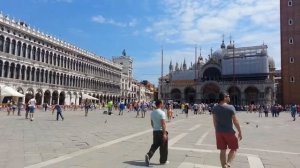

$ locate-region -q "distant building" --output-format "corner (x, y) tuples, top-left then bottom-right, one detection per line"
(280, 0), (300, 105)
(112, 55), (134, 103)
(159, 39), (276, 106)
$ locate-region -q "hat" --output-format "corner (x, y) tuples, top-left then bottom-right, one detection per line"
(219, 92), (229, 101)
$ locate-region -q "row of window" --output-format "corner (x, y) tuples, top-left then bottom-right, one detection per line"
(0, 24), (113, 69)
(0, 61), (120, 91)
(0, 35), (121, 80)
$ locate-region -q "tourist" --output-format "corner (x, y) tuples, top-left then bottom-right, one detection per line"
(212, 92), (242, 168)
(145, 99), (169, 166)
(28, 96), (37, 121)
(52, 102), (64, 121)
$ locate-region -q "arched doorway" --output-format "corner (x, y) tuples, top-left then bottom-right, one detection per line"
(59, 91), (65, 105)
(245, 87), (259, 105)
(25, 88), (34, 103)
(227, 86), (241, 105)
(52, 91), (59, 105)
(184, 87), (196, 103)
(44, 90), (51, 104)
(171, 88), (182, 102)
(201, 83), (220, 103)
(35, 89), (43, 105)
(202, 67), (221, 81)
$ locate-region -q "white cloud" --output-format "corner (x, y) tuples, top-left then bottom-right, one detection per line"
(144, 0), (280, 69)
(91, 15), (138, 28)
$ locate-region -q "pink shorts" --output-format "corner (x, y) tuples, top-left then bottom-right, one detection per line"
(216, 132), (238, 150)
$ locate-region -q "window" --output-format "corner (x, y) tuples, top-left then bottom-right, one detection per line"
(289, 37), (294, 44)
(288, 19), (294, 25)
(290, 57), (294, 63)
(288, 0), (293, 6)
(290, 76), (295, 82)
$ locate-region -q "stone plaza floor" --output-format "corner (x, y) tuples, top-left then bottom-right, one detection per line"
(0, 108), (300, 168)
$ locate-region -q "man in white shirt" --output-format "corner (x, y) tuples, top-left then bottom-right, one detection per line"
(145, 100), (169, 166)
(28, 96), (37, 121)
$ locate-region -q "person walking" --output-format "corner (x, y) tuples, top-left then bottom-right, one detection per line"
(184, 103), (189, 118)
(291, 104), (297, 121)
(52, 102), (64, 121)
(119, 100), (125, 115)
(84, 98), (90, 117)
(28, 96), (37, 121)
(107, 100), (113, 115)
(212, 92), (242, 168)
(17, 101), (22, 116)
(145, 99), (169, 166)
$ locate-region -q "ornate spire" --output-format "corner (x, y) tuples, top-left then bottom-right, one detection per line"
(183, 58), (187, 70)
(221, 34), (226, 49)
(169, 60), (173, 71)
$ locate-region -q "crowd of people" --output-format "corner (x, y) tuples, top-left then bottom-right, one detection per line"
(2, 96), (300, 167)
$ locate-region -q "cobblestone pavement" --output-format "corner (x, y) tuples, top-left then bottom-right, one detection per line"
(1, 108), (300, 168)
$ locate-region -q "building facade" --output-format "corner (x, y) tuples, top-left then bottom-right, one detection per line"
(159, 40), (276, 106)
(0, 13), (122, 105)
(280, 0), (300, 105)
(112, 54), (136, 103)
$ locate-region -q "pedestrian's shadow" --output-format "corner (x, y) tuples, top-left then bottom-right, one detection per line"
(123, 160), (160, 167)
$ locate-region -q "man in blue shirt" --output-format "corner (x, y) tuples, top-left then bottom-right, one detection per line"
(52, 102), (64, 121)
(145, 99), (168, 166)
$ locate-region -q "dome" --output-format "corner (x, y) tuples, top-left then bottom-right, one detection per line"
(227, 44), (234, 49)
(268, 56), (275, 69)
(212, 50), (223, 60)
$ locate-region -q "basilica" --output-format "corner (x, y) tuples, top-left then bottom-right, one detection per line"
(159, 40), (276, 106)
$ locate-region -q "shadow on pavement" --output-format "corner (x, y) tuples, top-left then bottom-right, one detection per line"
(123, 160), (161, 167)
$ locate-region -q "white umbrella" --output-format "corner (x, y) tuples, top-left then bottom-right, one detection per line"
(82, 94), (99, 100)
(0, 85), (25, 97)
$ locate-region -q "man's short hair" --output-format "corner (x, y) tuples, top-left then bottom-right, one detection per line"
(219, 92), (229, 101)
(155, 99), (163, 107)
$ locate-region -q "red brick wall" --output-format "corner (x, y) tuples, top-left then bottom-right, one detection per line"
(280, 0), (300, 105)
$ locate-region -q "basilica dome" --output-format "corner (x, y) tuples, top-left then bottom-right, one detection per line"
(268, 56), (275, 69)
(212, 50), (223, 60)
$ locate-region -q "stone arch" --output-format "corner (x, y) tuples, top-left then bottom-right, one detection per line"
(16, 64), (21, 79)
(59, 91), (65, 105)
(22, 43), (26, 57)
(44, 90), (51, 104)
(171, 88), (182, 102)
(201, 82), (220, 103)
(17, 41), (21, 56)
(11, 39), (16, 55)
(5, 37), (10, 53)
(17, 87), (24, 94)
(201, 65), (221, 81)
(227, 86), (241, 105)
(0, 60), (2, 77)
(244, 86), (259, 105)
(9, 62), (15, 78)
(3, 61), (9, 78)
(184, 87), (196, 103)
(0, 35), (4, 52)
(35, 89), (43, 105)
(52, 90), (59, 105)
(25, 88), (35, 103)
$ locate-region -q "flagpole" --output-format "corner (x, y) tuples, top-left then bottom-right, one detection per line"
(160, 47), (163, 101)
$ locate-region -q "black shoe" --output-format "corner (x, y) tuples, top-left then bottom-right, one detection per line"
(145, 154), (150, 166)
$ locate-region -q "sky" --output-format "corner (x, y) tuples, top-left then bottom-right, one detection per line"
(0, 0), (280, 86)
